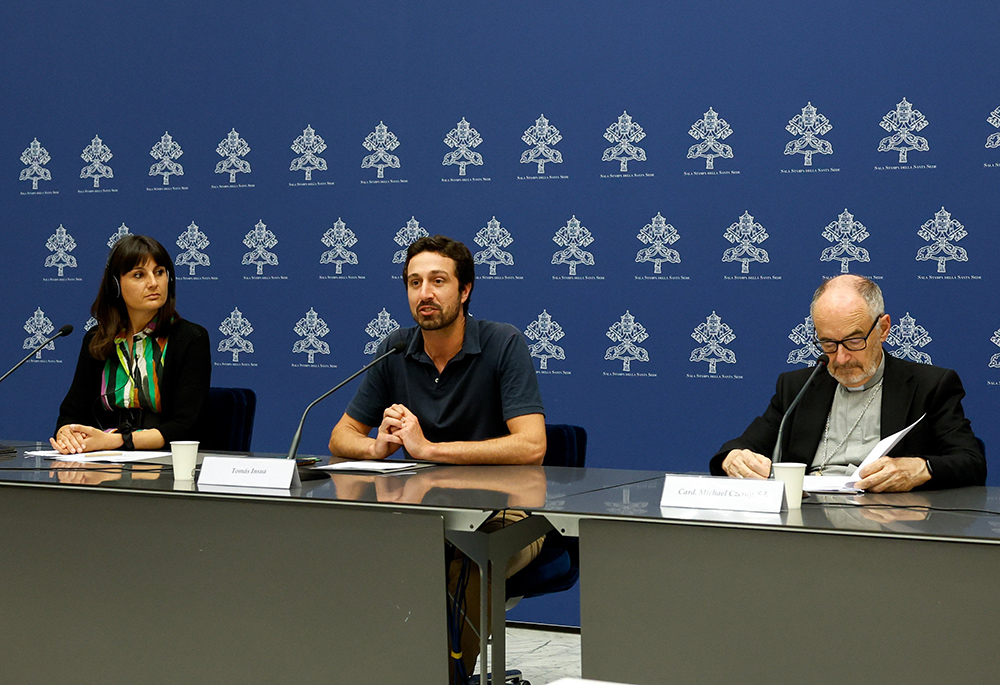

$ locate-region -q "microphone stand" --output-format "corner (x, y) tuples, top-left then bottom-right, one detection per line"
(771, 354), (829, 469)
(0, 325), (74, 386)
(1, 325), (74, 457)
(286, 341), (407, 461)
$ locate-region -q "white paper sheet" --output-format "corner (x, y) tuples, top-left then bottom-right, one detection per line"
(847, 413), (925, 479)
(26, 450), (171, 463)
(315, 460), (434, 474)
(802, 413), (925, 493)
(802, 475), (859, 494)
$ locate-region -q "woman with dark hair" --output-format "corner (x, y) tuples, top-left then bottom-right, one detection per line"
(51, 235), (211, 454)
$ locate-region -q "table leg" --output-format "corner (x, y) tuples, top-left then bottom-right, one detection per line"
(448, 515), (553, 683)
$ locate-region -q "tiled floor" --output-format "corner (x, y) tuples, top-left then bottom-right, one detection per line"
(475, 625), (582, 685)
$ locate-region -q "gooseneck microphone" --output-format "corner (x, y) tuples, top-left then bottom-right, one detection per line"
(286, 340), (407, 460)
(0, 324), (74, 386)
(771, 353), (829, 466)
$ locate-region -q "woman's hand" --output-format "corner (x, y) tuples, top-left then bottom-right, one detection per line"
(50, 425), (123, 454)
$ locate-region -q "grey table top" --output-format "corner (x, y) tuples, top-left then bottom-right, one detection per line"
(4, 441), (998, 542)
(552, 475), (1000, 543)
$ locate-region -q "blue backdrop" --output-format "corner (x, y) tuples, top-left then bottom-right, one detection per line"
(3, 1), (999, 625)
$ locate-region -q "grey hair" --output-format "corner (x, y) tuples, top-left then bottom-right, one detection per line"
(810, 275), (884, 323)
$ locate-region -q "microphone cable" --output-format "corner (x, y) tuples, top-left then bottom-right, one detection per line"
(448, 553), (473, 684)
(804, 499), (1000, 517)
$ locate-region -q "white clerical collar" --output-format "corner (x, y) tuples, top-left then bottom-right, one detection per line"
(844, 352), (886, 393)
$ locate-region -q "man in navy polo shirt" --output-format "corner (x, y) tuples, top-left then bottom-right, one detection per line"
(328, 234), (546, 681)
(328, 234), (545, 462)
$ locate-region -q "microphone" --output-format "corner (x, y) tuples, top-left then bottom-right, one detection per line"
(0, 324), (74, 386)
(286, 340), (407, 460)
(771, 353), (829, 466)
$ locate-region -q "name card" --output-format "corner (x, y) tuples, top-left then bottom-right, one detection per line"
(197, 456), (302, 489)
(660, 475), (785, 513)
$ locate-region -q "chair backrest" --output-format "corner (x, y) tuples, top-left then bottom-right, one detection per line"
(505, 424), (588, 603)
(201, 387), (257, 452)
(543, 424), (587, 468)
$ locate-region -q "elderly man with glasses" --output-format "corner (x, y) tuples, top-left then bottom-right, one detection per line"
(710, 274), (986, 492)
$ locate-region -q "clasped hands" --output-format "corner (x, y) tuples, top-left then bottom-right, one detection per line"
(375, 403), (433, 460)
(50, 424), (122, 455)
(722, 448), (931, 493)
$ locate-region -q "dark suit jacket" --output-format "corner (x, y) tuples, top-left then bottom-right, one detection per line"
(710, 353), (986, 489)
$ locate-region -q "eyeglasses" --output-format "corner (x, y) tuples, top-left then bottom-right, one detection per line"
(813, 315), (883, 354)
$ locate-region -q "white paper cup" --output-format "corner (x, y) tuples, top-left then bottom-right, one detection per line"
(772, 462), (806, 510)
(170, 441), (199, 481)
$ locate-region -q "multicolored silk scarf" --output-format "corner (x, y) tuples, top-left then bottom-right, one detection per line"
(100, 318), (168, 413)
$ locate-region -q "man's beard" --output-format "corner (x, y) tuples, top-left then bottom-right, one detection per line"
(413, 301), (461, 331)
(828, 351), (881, 387)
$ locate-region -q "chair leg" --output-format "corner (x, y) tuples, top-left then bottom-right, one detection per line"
(466, 669), (528, 684)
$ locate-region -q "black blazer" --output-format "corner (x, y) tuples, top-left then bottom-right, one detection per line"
(710, 353), (986, 489)
(55, 319), (212, 445)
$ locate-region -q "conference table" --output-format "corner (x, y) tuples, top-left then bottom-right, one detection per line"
(0, 442), (660, 684)
(564, 477), (1000, 684)
(2, 443), (999, 685)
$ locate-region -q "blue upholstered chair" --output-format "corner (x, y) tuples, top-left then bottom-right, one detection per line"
(505, 423), (587, 602)
(201, 387), (257, 452)
(471, 424), (587, 684)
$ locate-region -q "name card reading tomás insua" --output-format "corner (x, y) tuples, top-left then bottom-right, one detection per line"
(660, 475), (785, 513)
(197, 456), (302, 489)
